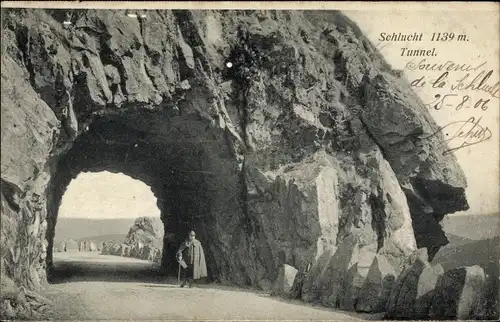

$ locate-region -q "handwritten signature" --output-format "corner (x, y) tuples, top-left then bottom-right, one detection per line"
(423, 116), (492, 155)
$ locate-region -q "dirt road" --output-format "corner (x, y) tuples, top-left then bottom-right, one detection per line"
(44, 252), (381, 320)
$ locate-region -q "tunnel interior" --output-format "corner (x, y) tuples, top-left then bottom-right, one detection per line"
(45, 108), (245, 281)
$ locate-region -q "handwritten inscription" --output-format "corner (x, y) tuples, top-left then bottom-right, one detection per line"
(411, 70), (499, 98)
(423, 116), (492, 155)
(379, 29), (497, 156)
(425, 94), (490, 112)
(378, 31), (500, 155)
(405, 59), (486, 72)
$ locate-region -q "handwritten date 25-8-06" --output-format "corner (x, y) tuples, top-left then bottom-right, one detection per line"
(425, 93), (490, 111)
(423, 116), (492, 155)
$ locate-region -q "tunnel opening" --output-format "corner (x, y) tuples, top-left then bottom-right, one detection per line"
(48, 170), (164, 283)
(45, 109), (245, 284)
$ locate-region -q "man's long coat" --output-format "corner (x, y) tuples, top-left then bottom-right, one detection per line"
(176, 238), (208, 279)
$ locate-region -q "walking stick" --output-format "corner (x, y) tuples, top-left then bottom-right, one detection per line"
(177, 262), (181, 284)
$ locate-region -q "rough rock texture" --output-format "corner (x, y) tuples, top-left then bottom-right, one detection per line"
(130, 242), (144, 258)
(139, 245), (157, 261)
(101, 242), (121, 256)
(0, 271), (51, 320)
(1, 8), (469, 319)
(413, 262), (445, 318)
(153, 249), (162, 264)
(386, 249), (444, 318)
(119, 244), (130, 257)
(271, 264), (298, 297)
(429, 265), (485, 320)
(100, 240), (162, 265)
(356, 254), (396, 313)
(287, 266), (309, 300)
(337, 245), (379, 311)
(124, 217), (164, 250)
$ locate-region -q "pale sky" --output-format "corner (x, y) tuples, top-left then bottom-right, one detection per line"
(60, 8), (498, 220)
(59, 171), (161, 219)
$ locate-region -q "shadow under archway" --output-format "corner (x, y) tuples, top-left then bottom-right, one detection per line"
(45, 109), (245, 284)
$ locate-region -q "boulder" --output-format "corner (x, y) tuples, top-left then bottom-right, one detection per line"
(78, 241), (90, 252)
(413, 262), (444, 318)
(386, 249), (426, 317)
(323, 235), (361, 308)
(110, 243), (121, 256)
(386, 249), (444, 318)
(55, 241), (66, 252)
(64, 239), (78, 252)
(124, 217), (164, 251)
(301, 234), (359, 307)
(101, 242), (121, 256)
(340, 246), (377, 311)
(101, 243), (110, 254)
(126, 245), (133, 257)
(118, 244), (129, 257)
(89, 241), (97, 252)
(473, 261), (499, 320)
(288, 265), (309, 300)
(130, 241), (144, 258)
(357, 254), (396, 313)
(301, 248), (335, 303)
(271, 264), (298, 297)
(153, 249), (162, 263)
(100, 242), (110, 254)
(429, 265), (485, 320)
(140, 245), (156, 261)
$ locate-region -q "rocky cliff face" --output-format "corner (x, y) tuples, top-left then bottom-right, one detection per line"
(1, 8), (468, 319)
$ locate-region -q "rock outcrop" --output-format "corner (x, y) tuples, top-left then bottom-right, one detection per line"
(1, 8), (469, 319)
(124, 217), (164, 251)
(100, 240), (163, 265)
(0, 272), (51, 320)
(429, 265), (486, 320)
(271, 264), (298, 297)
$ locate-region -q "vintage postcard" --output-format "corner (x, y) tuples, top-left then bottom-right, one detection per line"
(1, 1), (498, 321)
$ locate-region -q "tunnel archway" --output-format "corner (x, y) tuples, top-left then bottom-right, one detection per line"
(45, 109), (245, 281)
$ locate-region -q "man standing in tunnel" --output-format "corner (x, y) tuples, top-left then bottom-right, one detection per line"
(176, 230), (207, 287)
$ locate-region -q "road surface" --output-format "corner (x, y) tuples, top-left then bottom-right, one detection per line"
(43, 252), (382, 320)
